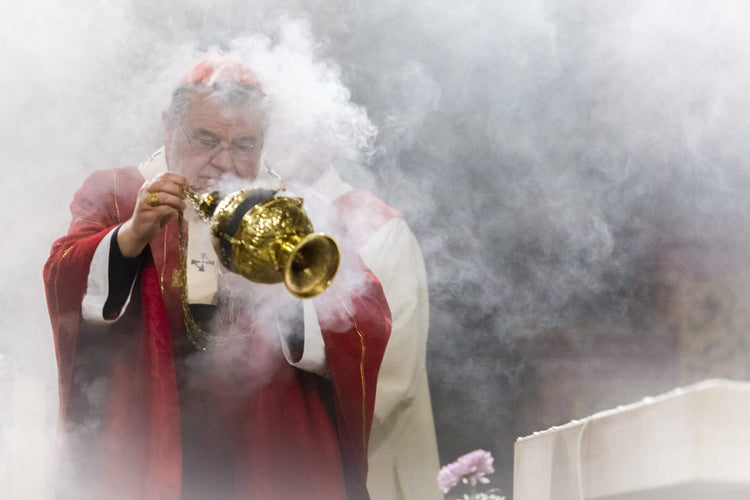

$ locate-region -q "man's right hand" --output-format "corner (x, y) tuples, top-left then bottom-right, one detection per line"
(117, 173), (188, 257)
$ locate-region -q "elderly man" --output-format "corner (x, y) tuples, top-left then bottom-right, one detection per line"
(44, 56), (439, 500)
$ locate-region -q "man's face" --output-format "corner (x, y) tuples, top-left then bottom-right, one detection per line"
(164, 89), (265, 190)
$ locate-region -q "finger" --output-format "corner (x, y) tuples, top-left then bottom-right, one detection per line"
(139, 205), (181, 233)
(154, 172), (189, 187)
(142, 191), (186, 212)
(153, 191), (187, 211)
(146, 191), (160, 207)
(146, 178), (188, 198)
(159, 211), (177, 228)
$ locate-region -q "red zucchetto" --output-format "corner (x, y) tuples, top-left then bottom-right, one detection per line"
(179, 55), (264, 92)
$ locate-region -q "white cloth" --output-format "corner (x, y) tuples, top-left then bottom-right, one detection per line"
(81, 227), (136, 324)
(309, 168), (443, 500)
(184, 210), (219, 305)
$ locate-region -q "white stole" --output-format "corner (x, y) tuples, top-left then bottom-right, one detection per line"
(138, 148), (280, 305)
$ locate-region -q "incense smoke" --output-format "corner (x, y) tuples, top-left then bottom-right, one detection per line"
(4, 0), (750, 496)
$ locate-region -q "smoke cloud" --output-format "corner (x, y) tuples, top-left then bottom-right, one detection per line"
(4, 0), (750, 497)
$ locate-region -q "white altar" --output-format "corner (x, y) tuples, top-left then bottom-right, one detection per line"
(513, 379), (750, 499)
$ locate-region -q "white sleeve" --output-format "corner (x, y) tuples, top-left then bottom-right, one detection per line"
(81, 228), (138, 325)
(281, 216), (428, 389)
(279, 300), (329, 377)
(360, 218), (429, 425)
(365, 219), (443, 500)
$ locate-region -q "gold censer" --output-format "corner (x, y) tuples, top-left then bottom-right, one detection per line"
(185, 187), (340, 298)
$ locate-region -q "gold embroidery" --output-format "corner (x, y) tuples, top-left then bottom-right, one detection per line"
(53, 245), (75, 319)
(53, 243), (76, 413)
(172, 268), (185, 288)
(335, 289), (368, 452)
(160, 227), (169, 292)
(72, 217), (107, 229)
(113, 170), (121, 223)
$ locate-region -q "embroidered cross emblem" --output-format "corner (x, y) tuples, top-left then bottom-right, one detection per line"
(190, 252), (216, 272)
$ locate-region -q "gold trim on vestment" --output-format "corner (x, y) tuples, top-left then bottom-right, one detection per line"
(335, 288), (368, 452)
(112, 170), (121, 223)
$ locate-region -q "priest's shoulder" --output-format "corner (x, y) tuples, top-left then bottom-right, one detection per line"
(74, 166), (144, 203)
(334, 188), (402, 223)
(70, 166), (144, 224)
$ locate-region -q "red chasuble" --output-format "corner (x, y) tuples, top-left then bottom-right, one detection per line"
(44, 166), (391, 500)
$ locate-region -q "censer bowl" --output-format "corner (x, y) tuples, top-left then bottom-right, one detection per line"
(198, 188), (340, 299)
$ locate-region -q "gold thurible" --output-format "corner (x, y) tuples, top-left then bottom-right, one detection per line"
(183, 186), (340, 299)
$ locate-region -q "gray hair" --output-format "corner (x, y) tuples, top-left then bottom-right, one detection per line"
(167, 81), (270, 131)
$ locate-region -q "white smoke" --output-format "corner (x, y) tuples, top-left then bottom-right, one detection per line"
(5, 0), (750, 497)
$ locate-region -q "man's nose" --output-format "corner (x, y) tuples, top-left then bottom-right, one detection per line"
(210, 147), (234, 171)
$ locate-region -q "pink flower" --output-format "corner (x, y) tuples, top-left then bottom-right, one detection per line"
(437, 449), (495, 494)
(437, 461), (464, 494)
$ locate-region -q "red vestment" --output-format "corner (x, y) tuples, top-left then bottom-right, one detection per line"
(43, 166), (391, 500)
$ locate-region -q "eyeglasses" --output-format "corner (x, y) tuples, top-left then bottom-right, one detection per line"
(176, 120), (260, 163)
